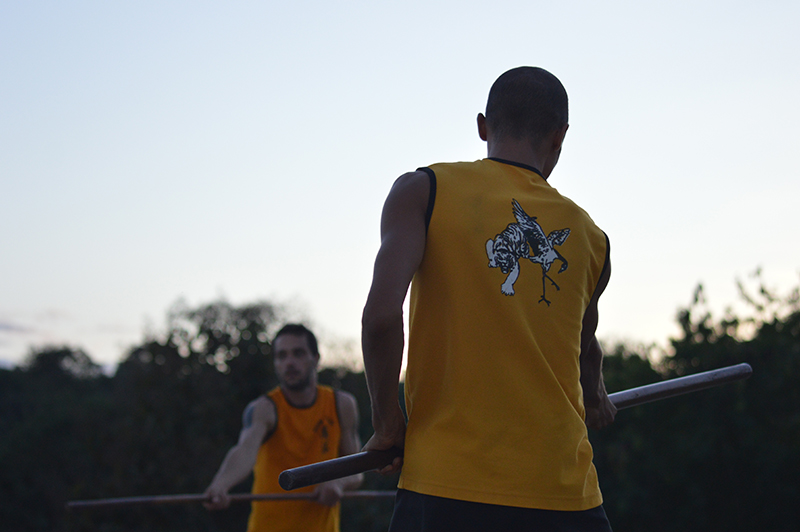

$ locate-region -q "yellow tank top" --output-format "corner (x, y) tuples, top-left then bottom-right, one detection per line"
(247, 385), (341, 532)
(399, 158), (608, 511)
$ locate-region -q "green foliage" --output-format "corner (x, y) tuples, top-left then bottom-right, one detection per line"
(2, 279), (799, 531)
(0, 300), (396, 532)
(0, 348), (113, 531)
(594, 275), (800, 531)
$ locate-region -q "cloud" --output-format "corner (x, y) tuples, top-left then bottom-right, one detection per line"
(0, 321), (30, 334)
(34, 309), (72, 323)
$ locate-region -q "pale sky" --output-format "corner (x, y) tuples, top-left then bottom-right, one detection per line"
(2, 1), (798, 369)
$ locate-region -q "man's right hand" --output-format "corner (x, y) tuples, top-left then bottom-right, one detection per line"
(203, 485), (231, 510)
(362, 405), (406, 475)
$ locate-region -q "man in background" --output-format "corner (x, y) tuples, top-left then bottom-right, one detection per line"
(204, 323), (362, 532)
(361, 66), (617, 531)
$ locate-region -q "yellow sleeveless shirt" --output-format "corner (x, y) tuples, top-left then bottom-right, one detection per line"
(399, 159), (608, 511)
(247, 385), (341, 532)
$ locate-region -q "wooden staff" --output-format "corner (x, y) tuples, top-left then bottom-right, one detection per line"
(279, 363), (752, 491)
(66, 490), (395, 510)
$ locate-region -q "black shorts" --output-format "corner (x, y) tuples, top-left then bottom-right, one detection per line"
(388, 489), (612, 532)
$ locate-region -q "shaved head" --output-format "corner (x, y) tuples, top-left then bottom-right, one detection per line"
(484, 67), (568, 148)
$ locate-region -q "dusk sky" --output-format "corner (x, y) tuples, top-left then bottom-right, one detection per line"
(2, 1), (798, 369)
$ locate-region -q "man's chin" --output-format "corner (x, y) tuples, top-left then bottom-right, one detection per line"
(281, 377), (311, 392)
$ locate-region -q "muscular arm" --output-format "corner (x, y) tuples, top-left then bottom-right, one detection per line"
(313, 391), (364, 506)
(579, 252), (616, 430)
(204, 398), (275, 509)
(360, 171), (429, 471)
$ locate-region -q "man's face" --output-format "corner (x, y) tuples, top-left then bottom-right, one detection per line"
(273, 333), (318, 391)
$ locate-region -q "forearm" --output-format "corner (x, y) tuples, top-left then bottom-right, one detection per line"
(209, 445), (256, 492)
(579, 255), (614, 427)
(361, 307), (405, 427)
(580, 335), (617, 429)
(580, 335), (605, 407)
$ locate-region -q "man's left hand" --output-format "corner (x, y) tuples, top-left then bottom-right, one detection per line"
(585, 393), (617, 430)
(313, 480), (344, 507)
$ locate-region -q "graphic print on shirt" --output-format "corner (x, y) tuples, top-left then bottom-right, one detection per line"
(313, 417), (336, 454)
(485, 199), (570, 305)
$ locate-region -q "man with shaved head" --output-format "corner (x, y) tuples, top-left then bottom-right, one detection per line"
(362, 67), (617, 531)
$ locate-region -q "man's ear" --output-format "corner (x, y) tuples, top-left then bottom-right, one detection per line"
(477, 113), (488, 141)
(551, 123), (569, 151)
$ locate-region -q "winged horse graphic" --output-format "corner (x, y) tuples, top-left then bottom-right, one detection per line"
(485, 199), (570, 305)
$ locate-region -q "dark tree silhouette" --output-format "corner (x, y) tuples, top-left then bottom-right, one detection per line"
(1, 280), (798, 531)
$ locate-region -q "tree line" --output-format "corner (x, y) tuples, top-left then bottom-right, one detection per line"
(1, 277), (798, 531)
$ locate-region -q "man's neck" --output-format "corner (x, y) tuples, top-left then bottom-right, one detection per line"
(281, 380), (318, 408)
(486, 140), (549, 178)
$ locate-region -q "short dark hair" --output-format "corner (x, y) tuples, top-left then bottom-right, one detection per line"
(273, 323), (319, 357)
(484, 66), (568, 147)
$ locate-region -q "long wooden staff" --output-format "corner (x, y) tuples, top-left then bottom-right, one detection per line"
(279, 363), (752, 491)
(66, 490), (395, 510)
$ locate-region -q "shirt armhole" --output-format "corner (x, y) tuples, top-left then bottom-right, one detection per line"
(592, 232), (611, 301)
(262, 395), (277, 444)
(416, 167), (437, 234)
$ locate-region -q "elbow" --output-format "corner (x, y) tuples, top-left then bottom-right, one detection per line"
(361, 301), (403, 339)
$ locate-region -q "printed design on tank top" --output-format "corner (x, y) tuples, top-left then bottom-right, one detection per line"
(485, 199), (571, 305)
(313, 417), (336, 454)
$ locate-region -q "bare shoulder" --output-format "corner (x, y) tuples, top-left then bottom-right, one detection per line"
(243, 395), (277, 431)
(380, 170), (431, 237)
(387, 170), (430, 205)
(392, 169), (429, 188)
